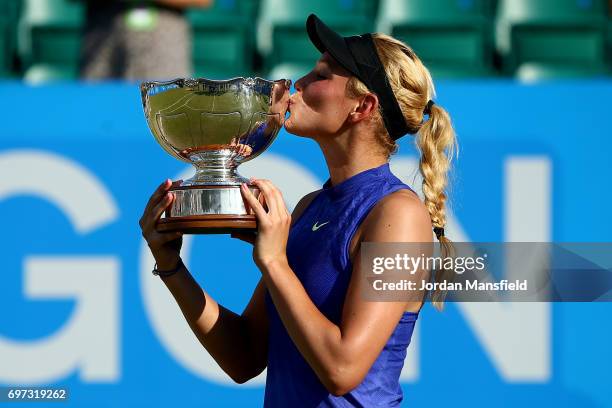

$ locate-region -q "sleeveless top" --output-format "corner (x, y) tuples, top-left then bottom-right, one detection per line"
(264, 162), (420, 407)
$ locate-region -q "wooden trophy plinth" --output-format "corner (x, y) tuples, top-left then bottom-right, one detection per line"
(157, 214), (256, 235)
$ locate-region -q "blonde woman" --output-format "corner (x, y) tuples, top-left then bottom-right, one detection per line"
(139, 13), (457, 407)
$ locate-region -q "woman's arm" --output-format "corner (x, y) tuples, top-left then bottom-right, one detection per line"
(140, 179), (267, 383)
(160, 272), (268, 383)
(141, 180), (324, 384)
(162, 188), (323, 382)
(243, 181), (431, 395)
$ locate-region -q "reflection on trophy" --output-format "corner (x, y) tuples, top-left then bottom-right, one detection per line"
(140, 77), (291, 234)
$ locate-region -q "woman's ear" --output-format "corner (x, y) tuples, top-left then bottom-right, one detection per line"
(348, 93), (379, 124)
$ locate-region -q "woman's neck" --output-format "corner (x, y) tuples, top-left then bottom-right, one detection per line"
(317, 132), (388, 187)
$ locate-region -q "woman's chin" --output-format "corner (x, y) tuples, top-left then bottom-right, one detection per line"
(283, 116), (312, 138)
(284, 117), (298, 135)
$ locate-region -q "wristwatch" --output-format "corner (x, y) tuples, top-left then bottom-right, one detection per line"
(152, 258), (184, 278)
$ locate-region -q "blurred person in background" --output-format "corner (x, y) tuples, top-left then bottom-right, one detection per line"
(140, 13), (457, 407)
(79, 0), (212, 80)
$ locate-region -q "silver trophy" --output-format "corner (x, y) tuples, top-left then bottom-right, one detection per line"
(140, 77), (291, 234)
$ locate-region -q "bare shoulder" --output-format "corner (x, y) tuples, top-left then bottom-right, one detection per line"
(362, 188), (432, 242)
(290, 189), (323, 226)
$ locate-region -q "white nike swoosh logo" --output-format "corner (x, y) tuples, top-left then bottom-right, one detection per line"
(312, 221), (330, 231)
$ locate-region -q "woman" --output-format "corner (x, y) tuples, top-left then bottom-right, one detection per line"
(139, 14), (457, 407)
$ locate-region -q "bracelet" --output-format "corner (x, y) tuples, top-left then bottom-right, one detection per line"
(152, 258), (184, 278)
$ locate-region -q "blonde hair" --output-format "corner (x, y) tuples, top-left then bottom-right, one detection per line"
(346, 33), (458, 311)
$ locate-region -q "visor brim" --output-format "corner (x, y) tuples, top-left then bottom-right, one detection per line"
(306, 14), (361, 78)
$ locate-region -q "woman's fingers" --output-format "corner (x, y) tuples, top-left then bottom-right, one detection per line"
(145, 179), (172, 212)
(141, 179), (178, 226)
(142, 192), (172, 231)
(241, 185), (263, 215)
(240, 183), (267, 219)
(258, 188), (267, 209)
(250, 179), (281, 216)
(263, 179), (288, 219)
(151, 192), (174, 223)
(141, 179), (183, 229)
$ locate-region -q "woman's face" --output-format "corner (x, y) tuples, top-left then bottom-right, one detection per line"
(285, 52), (357, 138)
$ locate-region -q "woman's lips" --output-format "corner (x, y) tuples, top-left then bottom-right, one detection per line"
(288, 96), (297, 108)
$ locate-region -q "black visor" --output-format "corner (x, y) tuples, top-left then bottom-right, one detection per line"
(306, 14), (415, 139)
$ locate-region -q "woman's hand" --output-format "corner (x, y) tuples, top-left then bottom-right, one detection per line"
(239, 178), (291, 269)
(230, 183), (266, 245)
(139, 179), (184, 269)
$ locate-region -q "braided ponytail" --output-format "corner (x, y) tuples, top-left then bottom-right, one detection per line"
(415, 103), (458, 311)
(345, 33), (459, 311)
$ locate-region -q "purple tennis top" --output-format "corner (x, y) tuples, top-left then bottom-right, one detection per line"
(264, 162), (419, 407)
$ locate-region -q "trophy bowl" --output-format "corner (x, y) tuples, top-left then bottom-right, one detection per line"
(140, 77), (291, 234)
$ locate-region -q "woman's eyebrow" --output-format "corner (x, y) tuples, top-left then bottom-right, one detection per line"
(320, 58), (346, 75)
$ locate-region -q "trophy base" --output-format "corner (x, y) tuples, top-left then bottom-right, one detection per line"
(158, 215), (256, 235)
(158, 184), (260, 234)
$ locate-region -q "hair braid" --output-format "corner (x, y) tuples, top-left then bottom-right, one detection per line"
(345, 33), (459, 311)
